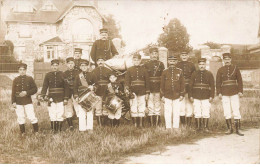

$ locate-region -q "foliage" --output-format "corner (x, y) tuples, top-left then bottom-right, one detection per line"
(158, 18), (192, 55)
(0, 55), (20, 63)
(203, 41), (221, 49)
(4, 40), (14, 55)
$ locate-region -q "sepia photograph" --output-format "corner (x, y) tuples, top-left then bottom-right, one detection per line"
(0, 0), (259, 164)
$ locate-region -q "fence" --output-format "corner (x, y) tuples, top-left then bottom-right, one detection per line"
(0, 63), (19, 73)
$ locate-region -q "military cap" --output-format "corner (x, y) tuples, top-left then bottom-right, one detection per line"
(100, 28), (108, 33)
(149, 47), (159, 53)
(168, 55), (178, 60)
(17, 63), (27, 69)
(198, 58), (207, 63)
(80, 59), (89, 65)
(133, 53), (141, 59)
(222, 53), (231, 59)
(51, 59), (59, 65)
(180, 51), (188, 55)
(66, 57), (74, 63)
(74, 48), (82, 54)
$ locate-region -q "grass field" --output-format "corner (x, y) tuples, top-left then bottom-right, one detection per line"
(0, 88), (259, 164)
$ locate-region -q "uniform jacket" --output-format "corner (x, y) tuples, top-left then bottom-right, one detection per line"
(11, 75), (37, 105)
(160, 66), (185, 100)
(74, 58), (82, 72)
(176, 61), (196, 92)
(92, 66), (113, 96)
(144, 60), (165, 93)
(189, 70), (215, 100)
(216, 65), (243, 96)
(125, 65), (150, 96)
(41, 71), (69, 103)
(73, 71), (96, 98)
(90, 39), (118, 65)
(64, 69), (80, 98)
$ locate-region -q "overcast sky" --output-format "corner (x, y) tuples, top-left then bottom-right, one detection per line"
(99, 0), (259, 53)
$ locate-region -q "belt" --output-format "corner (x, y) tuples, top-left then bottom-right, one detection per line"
(184, 79), (190, 85)
(193, 83), (210, 90)
(98, 80), (109, 86)
(222, 80), (237, 86)
(149, 77), (161, 83)
(49, 88), (64, 94)
(131, 80), (145, 86)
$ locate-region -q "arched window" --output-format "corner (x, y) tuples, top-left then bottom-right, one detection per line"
(72, 19), (94, 42)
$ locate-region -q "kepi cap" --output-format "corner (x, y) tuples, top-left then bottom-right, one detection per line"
(51, 59), (59, 65)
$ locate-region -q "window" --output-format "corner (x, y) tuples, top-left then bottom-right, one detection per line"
(47, 46), (55, 59)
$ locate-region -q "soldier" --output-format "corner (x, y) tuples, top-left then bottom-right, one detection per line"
(74, 59), (96, 132)
(144, 47), (165, 127)
(11, 63), (38, 136)
(216, 53), (244, 136)
(161, 55), (185, 129)
(125, 53), (150, 128)
(189, 58), (215, 132)
(176, 51), (196, 127)
(40, 59), (69, 133)
(74, 48), (84, 72)
(90, 28), (118, 66)
(92, 57), (113, 126)
(63, 57), (79, 130)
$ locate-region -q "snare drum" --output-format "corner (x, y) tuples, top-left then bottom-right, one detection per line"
(105, 95), (122, 114)
(79, 90), (100, 112)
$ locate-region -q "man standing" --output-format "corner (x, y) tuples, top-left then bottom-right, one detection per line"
(74, 48), (83, 72)
(40, 59), (69, 133)
(176, 51), (196, 127)
(125, 53), (150, 128)
(92, 57), (113, 126)
(216, 53), (244, 136)
(144, 47), (165, 127)
(90, 28), (118, 66)
(161, 55), (185, 129)
(11, 63), (38, 136)
(189, 58), (215, 132)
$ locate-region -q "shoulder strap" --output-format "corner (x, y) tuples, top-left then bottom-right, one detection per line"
(79, 73), (89, 87)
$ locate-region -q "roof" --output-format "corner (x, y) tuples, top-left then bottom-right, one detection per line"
(5, 0), (105, 24)
(39, 36), (64, 45)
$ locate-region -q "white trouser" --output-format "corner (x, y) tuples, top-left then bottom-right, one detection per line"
(72, 96), (80, 117)
(47, 102), (64, 121)
(193, 99), (211, 118)
(164, 98), (181, 129)
(64, 98), (74, 119)
(94, 96), (107, 116)
(78, 105), (93, 131)
(222, 94), (241, 119)
(130, 95), (146, 117)
(147, 92), (161, 116)
(15, 104), (38, 124)
(180, 93), (193, 117)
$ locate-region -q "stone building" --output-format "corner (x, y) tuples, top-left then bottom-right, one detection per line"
(3, 0), (105, 62)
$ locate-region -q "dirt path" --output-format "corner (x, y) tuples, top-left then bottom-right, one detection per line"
(123, 128), (260, 164)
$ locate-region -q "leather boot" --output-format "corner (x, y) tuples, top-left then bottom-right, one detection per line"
(103, 116), (108, 126)
(54, 121), (58, 133)
(133, 117), (137, 127)
(32, 123), (39, 133)
(110, 119), (114, 127)
(51, 121), (54, 131)
(19, 124), (25, 134)
(186, 117), (191, 127)
(203, 118), (209, 132)
(139, 117), (143, 128)
(195, 118), (201, 131)
(235, 119), (244, 136)
(116, 119), (120, 127)
(225, 119), (233, 134)
(155, 115), (159, 127)
(97, 116), (102, 127)
(59, 121), (63, 132)
(149, 116), (154, 127)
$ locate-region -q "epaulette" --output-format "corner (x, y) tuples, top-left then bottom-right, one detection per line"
(176, 67), (182, 71)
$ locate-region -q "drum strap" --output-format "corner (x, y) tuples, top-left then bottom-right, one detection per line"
(107, 83), (115, 93)
(79, 73), (89, 87)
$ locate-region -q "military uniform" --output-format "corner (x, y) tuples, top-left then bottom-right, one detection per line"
(12, 63), (38, 134)
(161, 57), (185, 129)
(74, 58), (82, 72)
(176, 59), (196, 122)
(189, 59), (215, 130)
(74, 67), (96, 132)
(216, 53), (243, 135)
(41, 60), (69, 132)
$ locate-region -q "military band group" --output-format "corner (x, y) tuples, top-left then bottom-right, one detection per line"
(11, 28), (244, 137)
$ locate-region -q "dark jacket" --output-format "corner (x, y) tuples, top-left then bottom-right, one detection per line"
(73, 71), (96, 98)
(144, 60), (165, 93)
(12, 75), (37, 105)
(64, 69), (80, 98)
(160, 67), (185, 100)
(216, 65), (243, 96)
(189, 70), (215, 100)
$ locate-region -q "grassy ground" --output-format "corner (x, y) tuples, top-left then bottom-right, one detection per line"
(0, 88), (259, 164)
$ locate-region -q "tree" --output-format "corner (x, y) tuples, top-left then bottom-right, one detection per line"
(158, 18), (192, 55)
(203, 41), (220, 49)
(103, 14), (125, 46)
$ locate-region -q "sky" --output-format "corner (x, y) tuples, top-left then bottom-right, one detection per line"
(98, 0), (259, 53)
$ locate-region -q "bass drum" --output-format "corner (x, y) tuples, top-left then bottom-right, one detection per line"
(79, 90), (100, 112)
